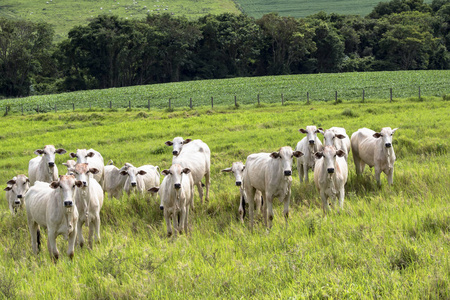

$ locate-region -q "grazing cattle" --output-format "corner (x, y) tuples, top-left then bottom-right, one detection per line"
(25, 176), (82, 260)
(121, 164), (160, 198)
(351, 127), (398, 186)
(221, 162), (263, 223)
(70, 149), (104, 185)
(62, 160), (77, 175)
(102, 163), (130, 199)
(4, 174), (30, 215)
(243, 146), (303, 230)
(148, 164), (194, 236)
(69, 163), (103, 248)
(319, 127), (351, 161)
(314, 146), (348, 215)
(28, 145), (67, 185)
(165, 137), (210, 205)
(295, 126), (323, 182)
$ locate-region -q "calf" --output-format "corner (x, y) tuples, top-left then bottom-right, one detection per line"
(4, 174), (30, 215)
(148, 164), (194, 236)
(165, 137), (210, 205)
(351, 127), (398, 186)
(295, 126), (323, 182)
(319, 127), (351, 161)
(243, 146), (303, 230)
(314, 146), (348, 215)
(25, 175), (82, 261)
(221, 162), (263, 223)
(121, 164), (160, 199)
(102, 163), (130, 199)
(28, 145), (66, 185)
(69, 163), (103, 248)
(70, 149), (104, 185)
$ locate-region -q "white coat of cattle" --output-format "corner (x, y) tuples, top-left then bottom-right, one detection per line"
(62, 160), (77, 175)
(243, 146), (303, 230)
(295, 126), (323, 182)
(221, 162), (263, 223)
(4, 174), (30, 215)
(351, 127), (398, 186)
(25, 175), (82, 260)
(314, 146), (348, 215)
(319, 127), (351, 161)
(28, 145), (67, 185)
(148, 164), (194, 236)
(165, 137), (210, 205)
(69, 163), (103, 248)
(70, 149), (104, 185)
(102, 163), (130, 199)
(121, 163), (160, 198)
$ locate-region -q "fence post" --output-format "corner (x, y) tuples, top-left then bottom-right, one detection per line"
(419, 86), (421, 99)
(110, 101), (112, 109)
(335, 91), (338, 104)
(5, 106), (7, 116)
(257, 94), (260, 105)
(55, 104), (57, 113)
(21, 105), (24, 115)
(281, 93), (284, 105)
(89, 103), (91, 110)
(73, 103), (75, 111)
(362, 89), (365, 103)
(190, 97), (193, 109)
(169, 98), (171, 110)
(148, 99), (150, 111)
(390, 88), (393, 102)
(37, 105), (39, 113)
(234, 95), (237, 107)
(211, 97), (214, 109)
(129, 100), (131, 109)
(307, 92), (310, 104)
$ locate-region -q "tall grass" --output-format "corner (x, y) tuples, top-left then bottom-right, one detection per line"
(0, 97), (449, 298)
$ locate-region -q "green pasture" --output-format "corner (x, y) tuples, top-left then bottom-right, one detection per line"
(2, 70), (450, 114)
(0, 95), (449, 298)
(0, 0), (240, 41)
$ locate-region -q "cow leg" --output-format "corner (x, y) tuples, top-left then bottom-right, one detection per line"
(338, 187), (345, 212)
(172, 210), (179, 237)
(375, 166), (382, 187)
(67, 226), (77, 260)
(77, 219), (85, 248)
(28, 222), (39, 254)
(239, 190), (245, 223)
(88, 219), (95, 249)
(95, 213), (101, 243)
(298, 161), (304, 183)
(196, 182), (204, 205)
(303, 164), (309, 182)
(320, 190), (329, 216)
(179, 205), (186, 234)
(184, 205), (190, 235)
(353, 154), (362, 175)
(266, 194), (274, 229)
(387, 167), (394, 185)
(246, 187), (256, 232)
(47, 230), (59, 261)
(282, 191), (291, 228)
(255, 190), (262, 218)
(164, 210), (172, 237)
(205, 172), (211, 202)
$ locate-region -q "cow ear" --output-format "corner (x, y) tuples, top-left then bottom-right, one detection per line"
(56, 148), (67, 155)
(299, 128), (307, 134)
(34, 149), (44, 155)
(315, 152), (324, 159)
(4, 186), (12, 191)
(270, 152), (280, 159)
(373, 133), (382, 138)
(182, 168), (191, 174)
(183, 139), (192, 144)
(120, 170), (128, 176)
(89, 168), (100, 175)
(318, 128), (325, 135)
(242, 165), (245, 171)
(336, 150), (346, 157)
(221, 168), (232, 173)
(26, 177), (30, 183)
(138, 170), (147, 176)
(50, 181), (60, 189)
(392, 128), (398, 134)
(70, 152), (77, 158)
(75, 180), (83, 188)
(62, 163), (69, 167)
(293, 151), (304, 158)
(336, 134), (346, 139)
(161, 169), (171, 176)
(86, 152), (95, 157)
(6, 179), (16, 185)
(148, 187), (159, 193)
(165, 141), (173, 146)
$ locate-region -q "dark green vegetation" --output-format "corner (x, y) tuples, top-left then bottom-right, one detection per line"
(1, 0), (449, 98)
(0, 96), (449, 298)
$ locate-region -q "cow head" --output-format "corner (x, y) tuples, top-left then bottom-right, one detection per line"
(373, 127), (398, 148)
(4, 175), (30, 207)
(221, 162), (245, 187)
(315, 146), (345, 174)
(70, 149), (95, 164)
(319, 128), (346, 148)
(299, 126), (320, 146)
(120, 164), (147, 188)
(270, 146), (303, 176)
(165, 137), (192, 156)
(50, 175), (82, 208)
(34, 145), (66, 169)
(68, 163), (99, 188)
(62, 160), (77, 175)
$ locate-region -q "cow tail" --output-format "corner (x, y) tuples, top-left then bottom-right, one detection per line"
(37, 229), (41, 251)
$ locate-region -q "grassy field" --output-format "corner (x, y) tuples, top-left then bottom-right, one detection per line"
(0, 0), (240, 42)
(2, 70), (450, 114)
(0, 90), (449, 298)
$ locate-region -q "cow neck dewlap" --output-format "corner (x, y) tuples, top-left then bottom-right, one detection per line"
(383, 145), (395, 169)
(325, 173), (337, 198)
(284, 176), (292, 196)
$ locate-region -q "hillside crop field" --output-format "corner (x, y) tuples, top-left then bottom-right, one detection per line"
(0, 0), (240, 41)
(0, 90), (449, 298)
(2, 70), (450, 114)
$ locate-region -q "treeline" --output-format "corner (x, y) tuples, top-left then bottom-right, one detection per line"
(1, 0), (449, 98)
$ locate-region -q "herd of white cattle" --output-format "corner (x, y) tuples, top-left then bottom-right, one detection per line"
(3, 126), (398, 261)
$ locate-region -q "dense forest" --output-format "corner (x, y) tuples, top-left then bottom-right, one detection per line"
(0, 0), (449, 98)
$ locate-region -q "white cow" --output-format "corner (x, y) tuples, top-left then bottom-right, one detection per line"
(69, 163), (103, 248)
(28, 145), (67, 185)
(165, 137), (210, 205)
(121, 164), (160, 199)
(148, 164), (194, 236)
(102, 163), (130, 199)
(70, 149), (104, 185)
(243, 146), (303, 230)
(221, 162), (263, 223)
(313, 146), (348, 215)
(351, 127), (398, 186)
(295, 126), (323, 182)
(62, 160), (77, 175)
(25, 175), (82, 260)
(319, 127), (351, 161)
(4, 174), (30, 215)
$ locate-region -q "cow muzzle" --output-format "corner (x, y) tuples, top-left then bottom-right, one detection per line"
(14, 200), (21, 205)
(160, 205), (164, 211)
(235, 181), (242, 186)
(174, 183), (181, 189)
(64, 201), (73, 207)
(48, 162), (55, 168)
(327, 168), (335, 174)
(172, 151), (179, 156)
(309, 140), (315, 145)
(17, 194), (23, 199)
(284, 170), (292, 176)
(131, 182), (137, 187)
(83, 181), (88, 187)
(385, 143), (392, 148)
